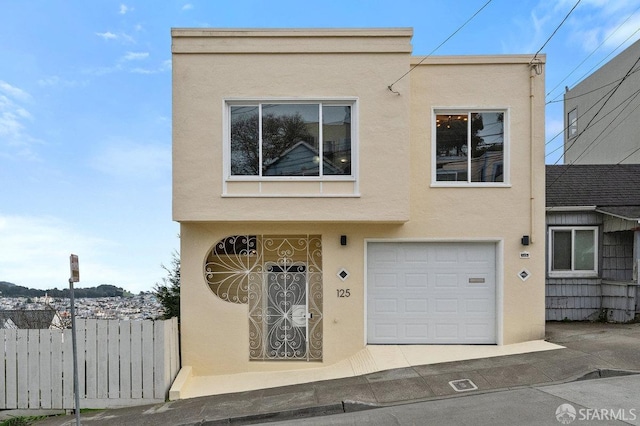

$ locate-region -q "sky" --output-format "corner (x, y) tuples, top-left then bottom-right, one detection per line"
(1, 0), (639, 294)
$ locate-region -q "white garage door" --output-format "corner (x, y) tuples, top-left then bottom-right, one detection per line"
(367, 242), (496, 344)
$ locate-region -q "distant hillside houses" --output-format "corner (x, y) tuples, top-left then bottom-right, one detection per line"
(0, 293), (164, 328)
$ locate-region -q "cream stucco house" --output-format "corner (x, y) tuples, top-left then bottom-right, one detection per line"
(171, 28), (548, 398)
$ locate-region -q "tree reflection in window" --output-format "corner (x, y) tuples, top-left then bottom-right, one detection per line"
(230, 103), (351, 177)
(436, 112), (504, 183)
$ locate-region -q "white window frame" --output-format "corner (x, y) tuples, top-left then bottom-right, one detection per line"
(548, 226), (598, 277)
(567, 108), (578, 139)
(431, 108), (510, 187)
(223, 98), (358, 182)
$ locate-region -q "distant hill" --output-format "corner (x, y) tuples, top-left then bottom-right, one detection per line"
(0, 281), (130, 298)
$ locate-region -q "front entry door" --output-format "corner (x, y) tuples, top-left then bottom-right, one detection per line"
(264, 262), (308, 359)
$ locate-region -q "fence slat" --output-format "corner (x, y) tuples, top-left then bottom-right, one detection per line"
(17, 330), (28, 409)
(0, 331), (5, 409)
(108, 321), (120, 399)
(141, 321), (154, 399)
(96, 321), (108, 400)
(62, 329), (73, 409)
(119, 321), (131, 399)
(39, 330), (52, 409)
(5, 329), (17, 409)
(50, 329), (63, 408)
(85, 319), (97, 399)
(130, 321), (142, 399)
(28, 330), (40, 408)
(77, 320), (86, 398)
(153, 320), (165, 400)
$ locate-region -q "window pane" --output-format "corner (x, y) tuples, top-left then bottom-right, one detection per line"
(568, 109), (577, 139)
(574, 230), (595, 270)
(552, 231), (572, 270)
(230, 106), (259, 175)
(262, 104), (320, 176)
(470, 112), (504, 182)
(436, 114), (468, 181)
(322, 106), (351, 175)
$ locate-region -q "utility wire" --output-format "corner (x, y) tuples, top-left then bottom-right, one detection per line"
(545, 4), (640, 100)
(532, 0), (581, 62)
(562, 56), (640, 162)
(547, 54), (640, 188)
(545, 85), (640, 159)
(571, 82), (640, 164)
(547, 25), (640, 103)
(387, 0), (493, 94)
(546, 67), (640, 104)
(545, 75), (640, 148)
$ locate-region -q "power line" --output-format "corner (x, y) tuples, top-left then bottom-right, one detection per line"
(532, 0), (581, 62)
(545, 4), (640, 100)
(387, 0), (493, 94)
(547, 26), (640, 104)
(571, 84), (640, 164)
(545, 84), (640, 159)
(547, 54), (640, 188)
(546, 67), (640, 104)
(562, 55), (640, 162)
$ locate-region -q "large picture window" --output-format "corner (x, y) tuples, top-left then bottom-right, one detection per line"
(548, 226), (598, 276)
(434, 110), (506, 184)
(228, 101), (353, 179)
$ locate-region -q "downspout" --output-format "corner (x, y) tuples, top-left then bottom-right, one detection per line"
(529, 59), (543, 244)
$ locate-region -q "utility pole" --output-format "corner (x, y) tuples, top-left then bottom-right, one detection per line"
(69, 254), (81, 426)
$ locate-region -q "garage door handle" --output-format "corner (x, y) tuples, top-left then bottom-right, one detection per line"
(469, 278), (485, 283)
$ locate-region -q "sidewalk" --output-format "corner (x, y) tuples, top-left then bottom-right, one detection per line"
(31, 322), (640, 425)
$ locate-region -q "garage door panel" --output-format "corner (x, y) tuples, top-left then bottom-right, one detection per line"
(404, 273), (428, 288)
(368, 242), (496, 344)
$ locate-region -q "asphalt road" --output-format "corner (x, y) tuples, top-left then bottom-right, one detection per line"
(259, 374), (640, 426)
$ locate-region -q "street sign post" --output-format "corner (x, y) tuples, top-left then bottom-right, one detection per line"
(68, 254), (81, 426)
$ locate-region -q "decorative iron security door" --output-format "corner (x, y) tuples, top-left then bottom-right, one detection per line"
(263, 262), (308, 359)
(205, 235), (323, 361)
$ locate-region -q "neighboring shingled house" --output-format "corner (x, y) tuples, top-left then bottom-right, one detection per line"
(0, 306), (63, 329)
(546, 164), (640, 322)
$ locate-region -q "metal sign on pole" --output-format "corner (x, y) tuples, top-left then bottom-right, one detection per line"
(69, 254), (81, 426)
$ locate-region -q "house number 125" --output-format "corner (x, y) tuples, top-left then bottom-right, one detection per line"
(337, 289), (351, 298)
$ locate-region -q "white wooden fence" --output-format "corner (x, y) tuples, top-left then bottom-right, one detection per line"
(0, 318), (180, 410)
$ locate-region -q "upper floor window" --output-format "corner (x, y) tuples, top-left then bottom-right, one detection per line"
(548, 226), (598, 277)
(567, 108), (578, 139)
(434, 110), (506, 184)
(227, 101), (354, 179)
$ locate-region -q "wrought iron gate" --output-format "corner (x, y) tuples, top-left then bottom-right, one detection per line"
(205, 235), (323, 361)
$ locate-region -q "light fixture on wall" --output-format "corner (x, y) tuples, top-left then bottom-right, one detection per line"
(521, 235), (530, 246)
(340, 235), (347, 246)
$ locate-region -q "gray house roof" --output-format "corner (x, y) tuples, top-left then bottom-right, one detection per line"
(546, 164), (640, 221)
(0, 307), (58, 329)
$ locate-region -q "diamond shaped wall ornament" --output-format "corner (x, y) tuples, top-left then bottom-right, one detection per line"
(337, 268), (349, 281)
(518, 268), (531, 282)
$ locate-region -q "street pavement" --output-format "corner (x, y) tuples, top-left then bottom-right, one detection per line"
(28, 321), (640, 425)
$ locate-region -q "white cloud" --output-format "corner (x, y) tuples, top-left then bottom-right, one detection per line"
(119, 4), (132, 15)
(90, 141), (171, 181)
(96, 31), (118, 40)
(0, 82), (40, 160)
(122, 51), (149, 61)
(130, 59), (171, 74)
(182, 3), (193, 11)
(0, 80), (31, 103)
(37, 75), (82, 88)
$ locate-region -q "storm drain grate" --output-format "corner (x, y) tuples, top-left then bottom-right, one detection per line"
(448, 379), (478, 392)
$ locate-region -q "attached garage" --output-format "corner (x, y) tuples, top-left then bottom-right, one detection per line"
(367, 242), (497, 344)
